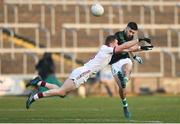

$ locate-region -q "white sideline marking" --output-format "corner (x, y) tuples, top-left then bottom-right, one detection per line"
(0, 109), (35, 111)
(129, 119), (162, 123)
(62, 118), (162, 123)
(61, 118), (162, 123)
(62, 118), (122, 122)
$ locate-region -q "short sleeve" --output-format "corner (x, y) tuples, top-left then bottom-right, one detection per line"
(101, 45), (114, 54)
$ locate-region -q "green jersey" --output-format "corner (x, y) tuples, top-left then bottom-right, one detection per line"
(109, 31), (133, 65)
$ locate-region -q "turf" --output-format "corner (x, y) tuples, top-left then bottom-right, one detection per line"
(0, 95), (179, 123)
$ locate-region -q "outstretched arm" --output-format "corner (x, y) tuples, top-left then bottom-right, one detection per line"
(114, 39), (139, 53)
(121, 44), (141, 52)
(114, 37), (153, 53)
(121, 45), (153, 52)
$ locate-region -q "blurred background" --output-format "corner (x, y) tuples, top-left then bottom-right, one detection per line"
(0, 0), (180, 97)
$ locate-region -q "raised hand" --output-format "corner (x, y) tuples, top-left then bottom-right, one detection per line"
(133, 55), (143, 64)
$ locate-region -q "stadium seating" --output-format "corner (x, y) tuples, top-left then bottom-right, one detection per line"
(0, 0), (180, 93)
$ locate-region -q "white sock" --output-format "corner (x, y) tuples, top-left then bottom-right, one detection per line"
(37, 81), (43, 86)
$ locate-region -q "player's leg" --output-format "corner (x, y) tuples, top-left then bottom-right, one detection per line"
(26, 76), (60, 89)
(111, 58), (132, 119)
(113, 75), (126, 99)
(120, 63), (132, 119)
(26, 66), (91, 109)
(114, 73), (131, 119)
(37, 78), (76, 97)
(26, 78), (76, 109)
(121, 63), (132, 85)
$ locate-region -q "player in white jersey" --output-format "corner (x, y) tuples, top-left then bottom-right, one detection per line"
(26, 35), (152, 109)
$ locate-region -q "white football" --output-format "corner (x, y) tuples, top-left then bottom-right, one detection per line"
(91, 3), (104, 16)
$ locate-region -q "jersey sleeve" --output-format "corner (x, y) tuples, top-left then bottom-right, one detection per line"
(101, 45), (114, 54)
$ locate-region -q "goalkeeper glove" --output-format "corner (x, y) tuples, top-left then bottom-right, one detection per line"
(139, 38), (151, 44)
(140, 45), (154, 51)
(133, 55), (143, 64)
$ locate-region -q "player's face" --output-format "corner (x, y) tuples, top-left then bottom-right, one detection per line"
(125, 27), (137, 39)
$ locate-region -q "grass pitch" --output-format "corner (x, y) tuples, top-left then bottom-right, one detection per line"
(0, 95), (179, 123)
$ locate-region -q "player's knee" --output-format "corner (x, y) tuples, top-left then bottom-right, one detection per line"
(123, 70), (128, 76)
(123, 68), (131, 76)
(122, 64), (132, 75)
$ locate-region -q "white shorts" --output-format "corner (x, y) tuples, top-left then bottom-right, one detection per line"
(111, 58), (132, 75)
(69, 66), (92, 88)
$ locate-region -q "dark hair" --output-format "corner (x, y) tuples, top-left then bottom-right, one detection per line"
(36, 52), (55, 80)
(105, 35), (117, 46)
(127, 22), (138, 30)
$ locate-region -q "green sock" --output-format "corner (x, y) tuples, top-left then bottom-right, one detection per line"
(122, 98), (128, 107)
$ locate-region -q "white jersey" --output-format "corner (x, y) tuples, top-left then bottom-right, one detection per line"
(84, 45), (114, 72)
(70, 45), (114, 88)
